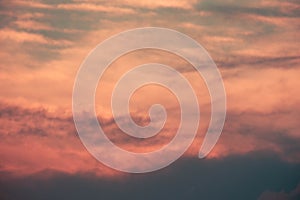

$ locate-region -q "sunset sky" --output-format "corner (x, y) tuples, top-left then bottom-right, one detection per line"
(0, 0), (300, 199)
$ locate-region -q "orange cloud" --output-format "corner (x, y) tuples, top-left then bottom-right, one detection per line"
(57, 3), (135, 14)
(0, 0), (299, 181)
(0, 28), (49, 43)
(0, 28), (72, 45)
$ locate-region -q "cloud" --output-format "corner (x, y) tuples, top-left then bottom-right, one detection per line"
(0, 89), (299, 177)
(212, 108), (300, 161)
(7, 0), (135, 14)
(217, 55), (300, 69)
(75, 0), (198, 10)
(13, 19), (53, 31)
(259, 184), (300, 200)
(195, 0), (300, 17)
(0, 28), (51, 44)
(0, 0), (299, 198)
(1, 151), (299, 200)
(56, 3), (135, 14)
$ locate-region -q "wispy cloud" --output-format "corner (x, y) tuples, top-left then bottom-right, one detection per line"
(0, 0), (299, 198)
(0, 28), (72, 45)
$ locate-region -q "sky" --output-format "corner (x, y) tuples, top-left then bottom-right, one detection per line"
(0, 0), (300, 199)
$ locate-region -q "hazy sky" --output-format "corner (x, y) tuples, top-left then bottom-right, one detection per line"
(0, 0), (300, 199)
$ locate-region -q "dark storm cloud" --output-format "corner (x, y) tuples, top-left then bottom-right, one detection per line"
(1, 151), (299, 200)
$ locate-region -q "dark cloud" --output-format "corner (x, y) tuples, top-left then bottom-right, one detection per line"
(0, 102), (74, 137)
(217, 55), (300, 69)
(40, 0), (75, 5)
(195, 0), (300, 18)
(177, 55), (300, 73)
(221, 107), (300, 161)
(1, 0), (298, 69)
(259, 184), (300, 200)
(1, 151), (299, 200)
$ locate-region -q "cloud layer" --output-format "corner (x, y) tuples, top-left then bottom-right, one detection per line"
(0, 0), (299, 199)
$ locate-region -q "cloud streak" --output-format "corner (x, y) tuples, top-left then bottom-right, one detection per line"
(0, 0), (299, 199)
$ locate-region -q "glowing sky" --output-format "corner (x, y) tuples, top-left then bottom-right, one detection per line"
(0, 0), (299, 199)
